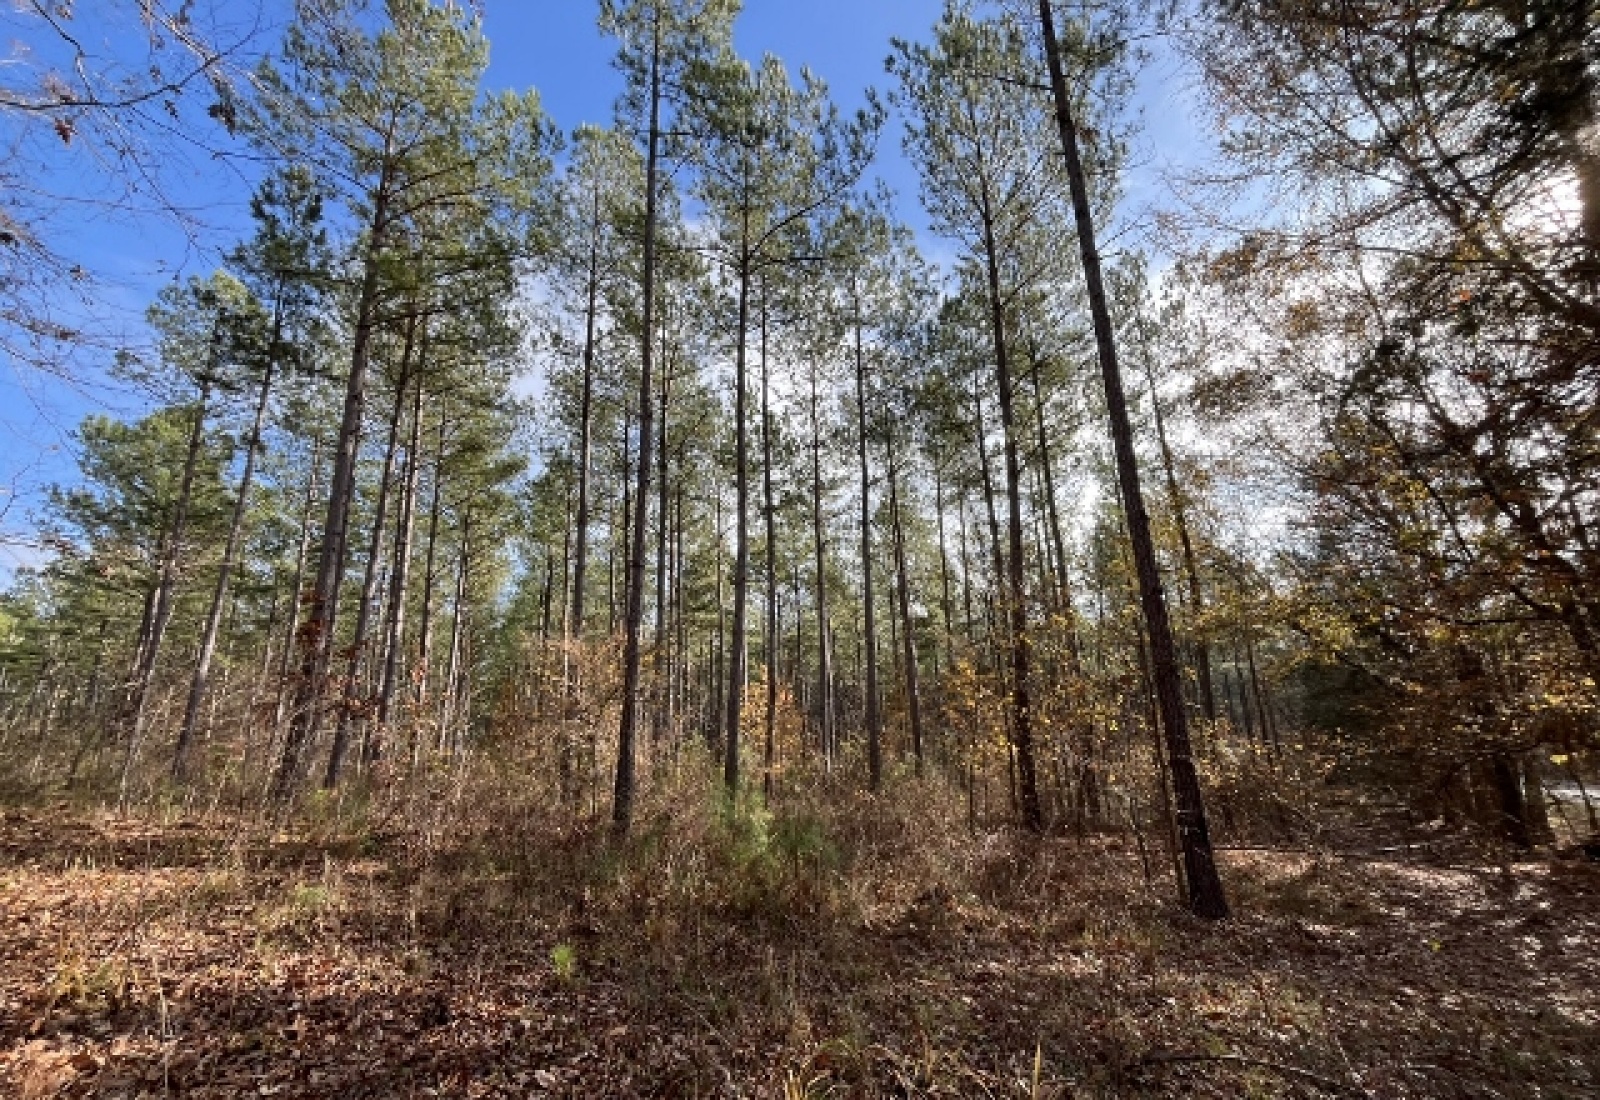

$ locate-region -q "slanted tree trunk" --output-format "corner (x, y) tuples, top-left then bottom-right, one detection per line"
(176, 335), (278, 778)
(122, 378), (213, 807)
(275, 150), (396, 806)
(327, 328), (416, 788)
(1039, 0), (1227, 916)
(1142, 352), (1217, 725)
(375, 358), (426, 756)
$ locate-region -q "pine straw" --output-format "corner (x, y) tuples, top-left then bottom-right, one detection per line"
(0, 764), (1596, 1098)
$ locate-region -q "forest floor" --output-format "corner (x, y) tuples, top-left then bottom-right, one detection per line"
(0, 779), (1596, 1098)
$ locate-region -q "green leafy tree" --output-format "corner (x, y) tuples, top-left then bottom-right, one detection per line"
(891, 2), (1072, 832)
(251, 0), (556, 803)
(601, 0), (739, 829)
(689, 53), (882, 794)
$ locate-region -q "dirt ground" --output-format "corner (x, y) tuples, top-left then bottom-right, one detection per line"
(0, 803), (1595, 1098)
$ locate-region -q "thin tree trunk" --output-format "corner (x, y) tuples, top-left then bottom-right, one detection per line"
(375, 361), (426, 752)
(972, 381), (1007, 667)
(1030, 359), (1075, 619)
(122, 377), (212, 807)
(613, 15), (663, 830)
(933, 461), (956, 677)
(976, 197), (1042, 833)
(276, 150), (395, 806)
(724, 243), (753, 794)
(542, 553), (557, 648)
(274, 434), (322, 746)
(711, 490), (726, 755)
(177, 336), (278, 777)
(887, 424), (924, 774)
(619, 400), (633, 636)
(1142, 350), (1217, 724)
(958, 497), (976, 640)
(327, 329), (415, 788)
(809, 363), (837, 770)
(853, 277), (883, 791)
(438, 514), (471, 755)
(1030, 354), (1097, 826)
(760, 277), (779, 797)
(675, 481), (688, 745)
(1039, 0), (1227, 916)
(572, 173), (603, 646)
(1245, 635), (1278, 757)
(653, 308), (673, 750)
(415, 413), (446, 715)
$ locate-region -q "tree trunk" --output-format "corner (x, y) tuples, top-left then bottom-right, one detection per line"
(711, 489), (726, 755)
(615, 21), (661, 826)
(275, 151), (395, 806)
(760, 277), (779, 796)
(887, 423), (924, 774)
(571, 174), (603, 646)
(933, 461), (956, 677)
(1245, 635), (1278, 758)
(1039, 0), (1228, 916)
(809, 363), (837, 770)
(415, 412), (446, 719)
(1030, 359), (1075, 623)
(176, 330), (278, 778)
(976, 195), (1042, 833)
(653, 306), (674, 751)
(327, 327), (416, 788)
(957, 497), (976, 640)
(274, 434), (321, 743)
(122, 377), (212, 807)
(724, 243), (753, 794)
(854, 277), (883, 791)
(438, 514), (471, 756)
(1142, 351), (1217, 724)
(674, 481), (689, 745)
(972, 380), (1007, 673)
(375, 358), (426, 754)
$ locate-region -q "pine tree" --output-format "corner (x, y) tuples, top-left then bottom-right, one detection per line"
(251, 0), (554, 804)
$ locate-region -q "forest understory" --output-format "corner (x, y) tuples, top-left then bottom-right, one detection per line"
(1, 762), (1595, 1100)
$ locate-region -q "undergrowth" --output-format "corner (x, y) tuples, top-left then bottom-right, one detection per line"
(1, 744), (1595, 1097)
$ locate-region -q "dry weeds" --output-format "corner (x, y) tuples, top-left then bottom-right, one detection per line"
(0, 764), (1595, 1098)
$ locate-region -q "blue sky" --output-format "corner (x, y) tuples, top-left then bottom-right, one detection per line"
(483, 0), (947, 239)
(0, 0), (1209, 581)
(487, 1), (937, 128)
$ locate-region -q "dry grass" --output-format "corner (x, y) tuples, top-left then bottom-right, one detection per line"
(0, 756), (1596, 1098)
